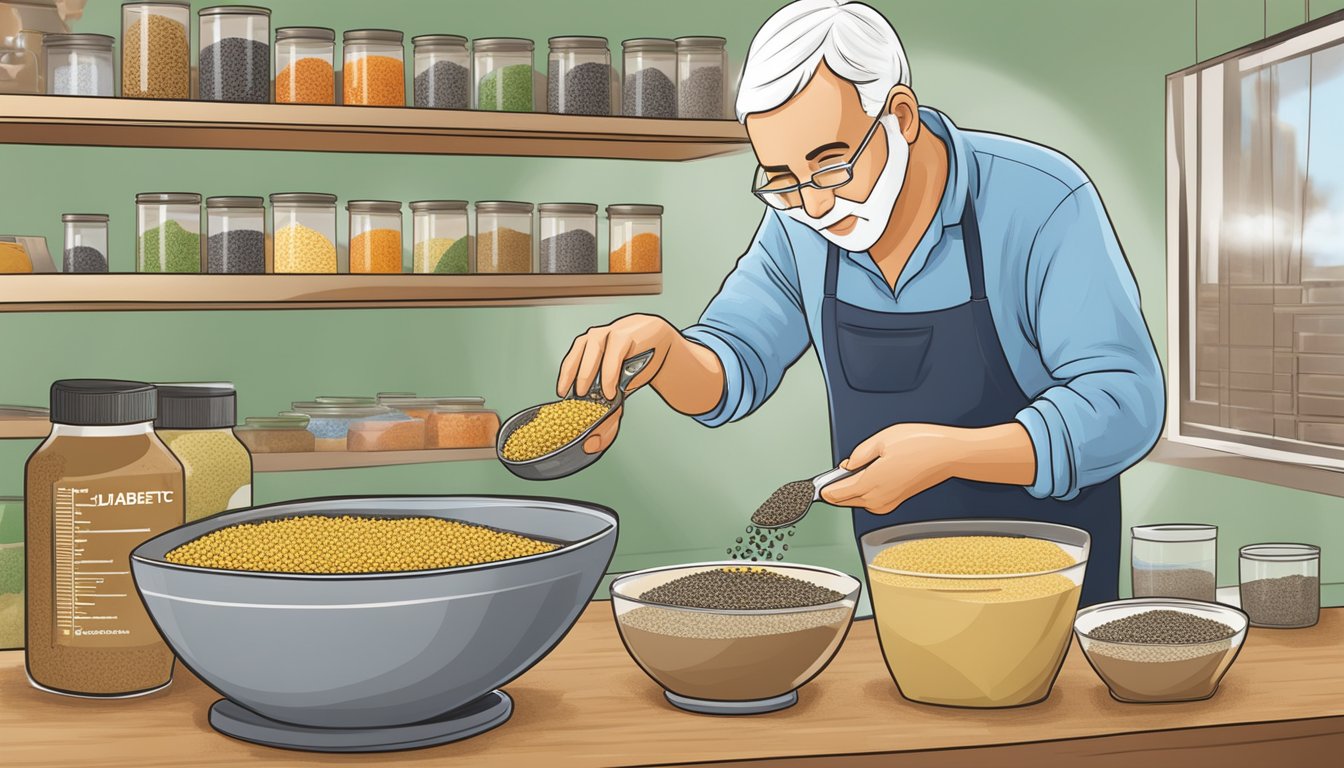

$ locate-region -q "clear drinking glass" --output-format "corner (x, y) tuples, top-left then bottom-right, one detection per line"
(1131, 524), (1218, 602)
(1239, 543), (1320, 628)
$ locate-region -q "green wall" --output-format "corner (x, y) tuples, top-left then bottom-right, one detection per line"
(2, 0), (1341, 599)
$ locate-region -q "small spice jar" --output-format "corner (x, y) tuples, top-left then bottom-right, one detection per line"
(675, 36), (727, 119)
(205, 196), (266, 274)
(411, 200), (470, 274)
(539, 203), (598, 274)
(121, 2), (190, 99)
(347, 200), (403, 273)
(271, 193), (338, 273)
(622, 38), (676, 118)
(427, 402), (501, 449)
(61, 213), (110, 273)
(45, 33), (116, 96)
(290, 400), (399, 451)
(1131, 524), (1218, 602)
(475, 201), (533, 274)
(548, 36), (611, 115)
(198, 5), (270, 103)
(607, 204), (663, 273)
(1239, 543), (1321, 628)
(473, 37), (534, 112)
(0, 496), (22, 651)
(136, 192), (201, 273)
(346, 414), (426, 451)
(275, 27), (335, 104)
(412, 34), (470, 109)
(343, 29), (404, 106)
(154, 384), (253, 523)
(235, 413), (315, 453)
(380, 395), (483, 420)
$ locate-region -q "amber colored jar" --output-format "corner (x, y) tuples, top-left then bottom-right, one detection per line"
(26, 380), (183, 697)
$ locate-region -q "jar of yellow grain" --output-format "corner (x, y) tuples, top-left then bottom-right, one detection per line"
(155, 384), (252, 523)
(271, 193), (338, 273)
(410, 200), (469, 274)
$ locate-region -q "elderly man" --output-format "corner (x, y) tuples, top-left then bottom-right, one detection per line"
(557, 0), (1163, 604)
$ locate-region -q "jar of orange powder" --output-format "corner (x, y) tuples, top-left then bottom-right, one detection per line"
(607, 204), (662, 273)
(275, 27), (335, 104)
(343, 29), (405, 106)
(347, 200), (403, 273)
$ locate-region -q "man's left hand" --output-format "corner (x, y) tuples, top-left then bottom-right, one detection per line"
(819, 423), (958, 514)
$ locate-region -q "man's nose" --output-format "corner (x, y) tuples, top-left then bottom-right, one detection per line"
(801, 187), (834, 220)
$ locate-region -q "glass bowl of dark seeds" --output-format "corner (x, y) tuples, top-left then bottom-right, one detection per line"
(609, 561), (860, 715)
(1073, 598), (1249, 703)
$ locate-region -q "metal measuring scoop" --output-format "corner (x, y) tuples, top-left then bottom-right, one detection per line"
(497, 350), (655, 481)
(750, 466), (855, 528)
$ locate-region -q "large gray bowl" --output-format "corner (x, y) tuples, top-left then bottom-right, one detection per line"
(130, 495), (617, 729)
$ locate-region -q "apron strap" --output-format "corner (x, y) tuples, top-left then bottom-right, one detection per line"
(823, 240), (841, 299)
(961, 192), (988, 301)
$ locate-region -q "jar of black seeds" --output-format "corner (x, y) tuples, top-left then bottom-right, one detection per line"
(675, 36), (727, 119)
(206, 196), (266, 274)
(622, 38), (676, 118)
(412, 35), (470, 109)
(62, 213), (110, 273)
(548, 36), (611, 115)
(539, 203), (598, 274)
(198, 5), (271, 103)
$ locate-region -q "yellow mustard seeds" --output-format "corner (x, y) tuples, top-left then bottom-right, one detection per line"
(165, 515), (558, 573)
(871, 535), (1075, 576)
(273, 223), (337, 273)
(501, 398), (610, 462)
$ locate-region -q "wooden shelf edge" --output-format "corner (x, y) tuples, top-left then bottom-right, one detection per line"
(251, 447), (495, 472)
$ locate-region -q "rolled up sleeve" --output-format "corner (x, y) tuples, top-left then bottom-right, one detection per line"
(682, 212), (811, 427)
(1015, 184), (1165, 500)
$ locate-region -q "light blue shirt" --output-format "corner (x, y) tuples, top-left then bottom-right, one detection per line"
(682, 107), (1165, 501)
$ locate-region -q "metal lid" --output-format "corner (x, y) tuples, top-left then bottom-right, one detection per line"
(61, 213), (109, 223)
(606, 204), (664, 216)
(314, 396), (377, 405)
(346, 200), (402, 214)
(622, 37), (676, 52)
(475, 200), (533, 213)
(675, 36), (727, 48)
(344, 29), (404, 44)
(154, 383), (237, 430)
(43, 33), (115, 50)
(291, 401), (394, 418)
(412, 34), (467, 48)
(50, 379), (157, 426)
(409, 200), (469, 212)
(548, 35), (608, 50)
(382, 396), (486, 409)
(136, 193), (201, 205)
(375, 391), (417, 399)
(539, 202), (598, 215)
(239, 413), (310, 430)
(472, 37), (534, 52)
(121, 2), (189, 8)
(269, 192), (337, 206)
(199, 5), (271, 17)
(206, 196), (264, 209)
(276, 27), (335, 43)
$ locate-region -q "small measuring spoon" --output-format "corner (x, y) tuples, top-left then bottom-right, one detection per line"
(751, 466), (854, 529)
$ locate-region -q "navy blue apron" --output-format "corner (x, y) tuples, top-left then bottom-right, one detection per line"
(820, 193), (1120, 605)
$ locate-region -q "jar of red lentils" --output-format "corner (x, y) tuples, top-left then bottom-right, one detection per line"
(607, 204), (662, 273)
(343, 29), (405, 106)
(275, 27), (335, 104)
(347, 200), (403, 273)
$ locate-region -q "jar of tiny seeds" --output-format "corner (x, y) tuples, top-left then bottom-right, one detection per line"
(45, 34), (116, 96)
(475, 201), (533, 274)
(473, 37), (534, 112)
(347, 200), (403, 273)
(136, 192), (201, 273)
(121, 2), (190, 99)
(198, 5), (271, 103)
(1131, 524), (1217, 602)
(275, 27), (335, 104)
(1239, 543), (1320, 628)
(412, 35), (470, 109)
(411, 200), (469, 274)
(62, 214), (110, 273)
(343, 29), (405, 106)
(547, 36), (611, 115)
(622, 38), (676, 118)
(539, 203), (598, 274)
(205, 196), (266, 274)
(607, 204), (662, 273)
(271, 193), (338, 274)
(675, 36), (727, 119)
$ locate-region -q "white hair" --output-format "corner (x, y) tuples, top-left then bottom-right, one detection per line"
(735, 0), (911, 123)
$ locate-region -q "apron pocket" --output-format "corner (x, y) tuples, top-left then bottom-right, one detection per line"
(836, 322), (934, 393)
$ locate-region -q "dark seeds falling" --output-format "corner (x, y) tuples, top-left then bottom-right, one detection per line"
(752, 480), (815, 527)
(539, 229), (598, 273)
(414, 60), (471, 109)
(549, 61), (612, 115)
(731, 523), (795, 562)
(207, 230), (265, 274)
(623, 68), (676, 118)
(640, 568), (843, 610)
(199, 38), (270, 103)
(63, 246), (107, 273)
(1089, 609), (1235, 644)
(679, 65), (723, 119)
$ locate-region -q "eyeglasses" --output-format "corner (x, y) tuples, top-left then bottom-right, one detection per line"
(752, 113), (885, 211)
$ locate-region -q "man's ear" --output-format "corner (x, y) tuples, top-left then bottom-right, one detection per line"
(886, 85), (921, 144)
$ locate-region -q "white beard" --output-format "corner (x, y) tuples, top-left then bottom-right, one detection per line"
(783, 115), (910, 253)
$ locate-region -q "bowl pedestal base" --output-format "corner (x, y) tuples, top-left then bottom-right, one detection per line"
(208, 690), (513, 752)
(664, 689), (797, 715)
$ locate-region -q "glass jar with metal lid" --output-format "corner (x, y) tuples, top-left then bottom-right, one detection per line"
(234, 413), (315, 453)
(548, 36), (611, 115)
(1239, 543), (1320, 628)
(473, 37), (534, 111)
(198, 5), (270, 103)
(412, 35), (470, 109)
(205, 196), (266, 274)
(411, 200), (469, 274)
(539, 203), (598, 274)
(45, 34), (115, 96)
(343, 29), (404, 106)
(62, 214), (109, 273)
(380, 395), (486, 420)
(271, 193), (337, 273)
(675, 36), (727, 119)
(475, 201), (533, 273)
(428, 403), (501, 449)
(622, 38), (676, 118)
(347, 200), (403, 273)
(275, 27), (334, 104)
(121, 3), (190, 99)
(136, 192), (201, 273)
(607, 204), (663, 273)
(289, 401), (401, 451)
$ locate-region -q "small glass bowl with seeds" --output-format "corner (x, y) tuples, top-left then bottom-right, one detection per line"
(610, 561), (861, 715)
(1074, 598), (1249, 703)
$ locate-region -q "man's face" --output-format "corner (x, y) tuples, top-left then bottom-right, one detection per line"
(745, 62), (891, 238)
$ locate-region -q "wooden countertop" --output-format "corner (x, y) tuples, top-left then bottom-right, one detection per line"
(5, 605), (1344, 767)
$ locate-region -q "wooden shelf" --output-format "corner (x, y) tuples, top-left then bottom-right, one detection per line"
(0, 272), (661, 312)
(251, 447), (495, 472)
(0, 417), (49, 439)
(0, 94), (749, 160)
